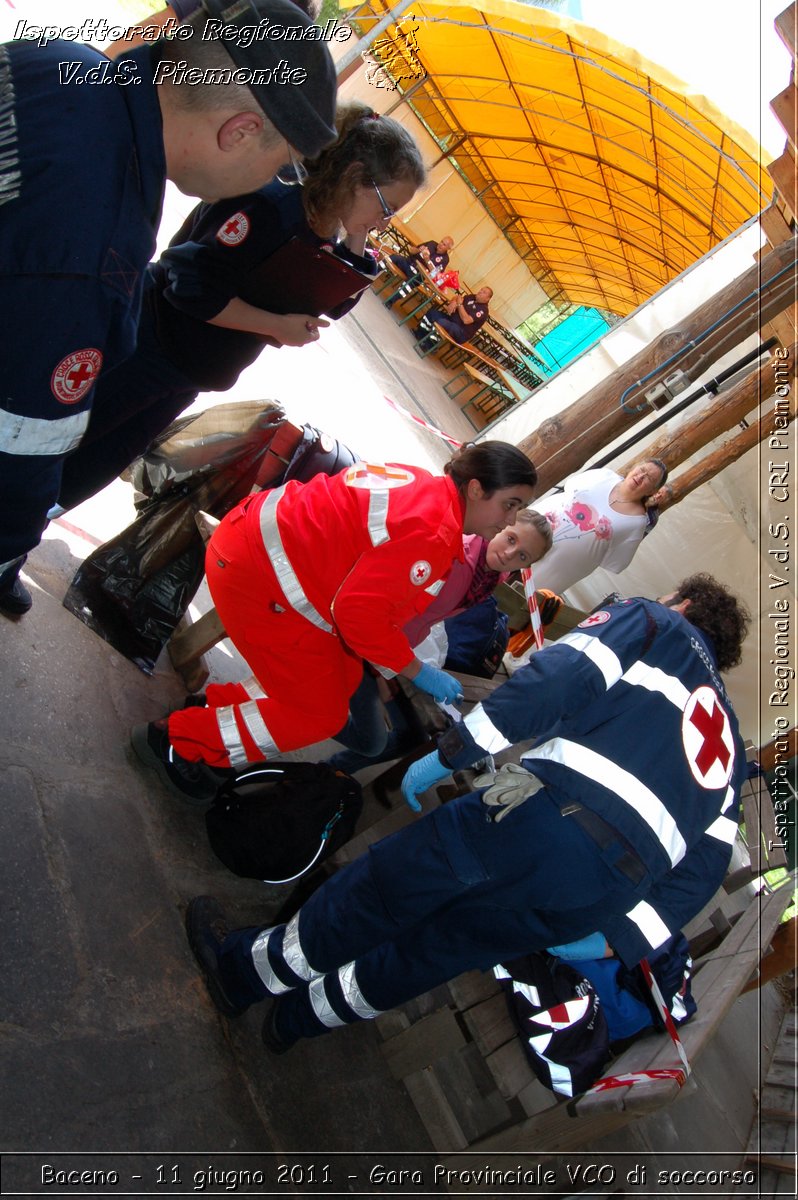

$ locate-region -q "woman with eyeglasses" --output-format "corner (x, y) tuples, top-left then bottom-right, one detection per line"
(55, 101), (426, 512)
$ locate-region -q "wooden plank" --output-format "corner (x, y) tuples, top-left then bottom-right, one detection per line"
(381, 1007), (467, 1079)
(760, 201), (795, 247)
(771, 80), (798, 148)
(431, 1044), (514, 1142)
(775, 2), (797, 59)
(167, 606), (226, 673)
(462, 993), (517, 1057)
(448, 970), (502, 1012)
(768, 146), (798, 218)
(483, 1037), (538, 1101)
(402, 1068), (469, 1151)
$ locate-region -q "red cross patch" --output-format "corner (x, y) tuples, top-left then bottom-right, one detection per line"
(216, 212), (250, 246)
(50, 348), (103, 405)
(682, 686), (735, 789)
(410, 560), (432, 586)
(344, 463), (415, 490)
(578, 610), (611, 628)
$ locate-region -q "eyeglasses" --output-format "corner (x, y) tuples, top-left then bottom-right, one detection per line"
(371, 180), (395, 219)
(277, 144), (308, 187)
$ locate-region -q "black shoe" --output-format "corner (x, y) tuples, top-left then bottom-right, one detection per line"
(0, 577), (32, 617)
(261, 998), (296, 1054)
(131, 721), (221, 806)
(185, 896), (249, 1019)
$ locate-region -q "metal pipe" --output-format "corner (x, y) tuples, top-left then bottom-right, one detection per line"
(592, 338), (780, 468)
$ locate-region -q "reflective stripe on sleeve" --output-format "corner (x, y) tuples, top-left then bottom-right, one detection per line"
(721, 784), (736, 813)
(258, 487), (333, 634)
(0, 406), (90, 455)
(251, 929), (294, 996)
(704, 814), (738, 844)
(216, 705), (249, 769)
(338, 961), (383, 1020)
(626, 900), (671, 951)
(464, 703), (512, 755)
(282, 913), (319, 983)
(557, 630), (623, 689)
(308, 976), (346, 1027)
(241, 676), (267, 700)
(621, 661), (691, 710)
(238, 700), (278, 759)
(366, 488), (390, 546)
(526, 737), (688, 866)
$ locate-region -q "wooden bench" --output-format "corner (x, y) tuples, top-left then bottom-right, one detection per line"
(370, 751), (794, 1153)
(444, 364), (517, 428)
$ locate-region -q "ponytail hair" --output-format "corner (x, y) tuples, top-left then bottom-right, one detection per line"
(303, 100), (425, 232)
(445, 441), (537, 497)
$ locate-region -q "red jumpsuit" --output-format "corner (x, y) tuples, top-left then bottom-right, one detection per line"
(169, 463), (466, 767)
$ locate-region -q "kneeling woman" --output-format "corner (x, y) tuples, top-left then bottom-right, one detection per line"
(133, 442), (537, 801)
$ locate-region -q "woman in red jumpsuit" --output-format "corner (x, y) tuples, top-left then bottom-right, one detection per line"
(133, 442), (537, 800)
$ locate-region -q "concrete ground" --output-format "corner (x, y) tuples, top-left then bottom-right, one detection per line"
(1, 285), (788, 1195)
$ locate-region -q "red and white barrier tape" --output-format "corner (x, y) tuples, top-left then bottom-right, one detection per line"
(520, 565), (545, 650)
(383, 395), (462, 449)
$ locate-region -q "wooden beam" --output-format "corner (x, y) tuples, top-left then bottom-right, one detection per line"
(771, 80), (798, 149)
(620, 342), (797, 481)
(775, 2), (797, 60)
(515, 240), (797, 492)
(769, 145), (798, 220)
(759, 726), (797, 772)
(760, 202), (794, 248)
(662, 386), (796, 506)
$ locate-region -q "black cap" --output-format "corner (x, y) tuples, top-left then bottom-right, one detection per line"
(200, 0), (338, 157)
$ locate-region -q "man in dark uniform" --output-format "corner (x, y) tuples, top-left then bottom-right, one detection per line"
(185, 573), (751, 1051)
(419, 284), (493, 345)
(390, 235), (453, 281)
(0, 0), (337, 616)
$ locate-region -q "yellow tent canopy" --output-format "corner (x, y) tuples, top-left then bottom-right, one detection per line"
(345, 0), (771, 316)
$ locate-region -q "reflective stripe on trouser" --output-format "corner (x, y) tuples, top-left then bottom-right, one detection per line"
(168, 516), (362, 767)
(265, 790), (652, 1043)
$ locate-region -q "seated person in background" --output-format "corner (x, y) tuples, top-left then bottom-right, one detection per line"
(532, 459), (668, 597)
(417, 286), (493, 346)
(327, 509), (553, 776)
(644, 481), (674, 536)
(389, 236), (454, 283)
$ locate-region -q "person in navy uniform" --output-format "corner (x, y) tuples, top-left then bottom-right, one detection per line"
(0, 0), (338, 617)
(420, 285), (493, 345)
(184, 573), (750, 1050)
(55, 102), (425, 513)
(390, 235), (454, 282)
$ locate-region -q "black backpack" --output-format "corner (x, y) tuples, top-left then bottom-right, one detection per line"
(205, 762), (363, 883)
(444, 596), (510, 679)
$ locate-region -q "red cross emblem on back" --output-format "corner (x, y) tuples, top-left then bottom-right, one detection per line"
(682, 686), (735, 789)
(344, 462), (415, 490)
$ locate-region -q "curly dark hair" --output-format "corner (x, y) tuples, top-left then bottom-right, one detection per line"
(302, 100), (426, 234)
(673, 573), (750, 671)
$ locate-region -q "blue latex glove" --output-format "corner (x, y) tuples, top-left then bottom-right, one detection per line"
(413, 661), (464, 705)
(547, 931), (609, 961)
(401, 751), (451, 812)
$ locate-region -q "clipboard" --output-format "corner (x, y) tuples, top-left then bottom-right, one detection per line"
(237, 235), (373, 317)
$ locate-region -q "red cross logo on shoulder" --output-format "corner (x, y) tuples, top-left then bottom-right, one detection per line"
(216, 212), (250, 246)
(50, 349), (103, 405)
(344, 462), (415, 490)
(682, 686), (735, 789)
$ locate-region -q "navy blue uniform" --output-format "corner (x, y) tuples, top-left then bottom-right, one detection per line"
(58, 184), (375, 510)
(429, 293), (489, 344)
(214, 598), (744, 1042)
(390, 239), (450, 280)
(0, 41), (165, 575)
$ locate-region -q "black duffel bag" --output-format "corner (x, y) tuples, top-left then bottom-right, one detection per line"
(205, 762), (363, 883)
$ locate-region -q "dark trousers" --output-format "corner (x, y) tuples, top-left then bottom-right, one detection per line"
(218, 788), (651, 1041)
